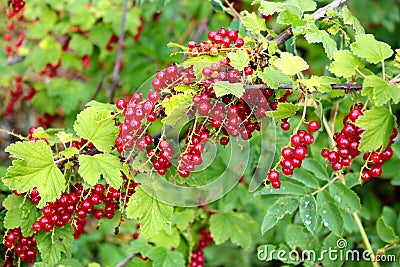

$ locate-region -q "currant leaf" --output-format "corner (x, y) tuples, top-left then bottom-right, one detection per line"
(126, 187), (174, 238)
(274, 52), (309, 76)
(350, 34), (393, 64)
(355, 107), (396, 152)
(212, 81), (245, 98)
(329, 50), (364, 78)
(210, 211), (257, 248)
(3, 140), (65, 208)
(78, 154), (126, 188)
(73, 107), (118, 153)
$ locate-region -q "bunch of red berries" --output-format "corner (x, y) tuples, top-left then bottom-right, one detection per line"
(5, 76), (23, 116)
(267, 121), (320, 189)
(151, 65), (196, 91)
(189, 227), (213, 267)
(321, 104), (364, 171)
(360, 128), (397, 181)
(178, 126), (210, 178)
(148, 140), (175, 176)
(115, 93), (156, 154)
(8, 0), (25, 13)
(4, 228), (37, 263)
(188, 27), (244, 57)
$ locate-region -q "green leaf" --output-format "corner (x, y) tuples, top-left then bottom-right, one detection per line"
(305, 29), (338, 59)
(172, 209), (196, 231)
(25, 38), (62, 71)
(302, 159), (329, 181)
(3, 141), (65, 208)
(258, 68), (293, 89)
(126, 187), (173, 238)
(362, 75), (400, 106)
(36, 225), (74, 266)
(342, 6), (365, 34)
(285, 224), (310, 250)
(209, 211), (257, 248)
(69, 34), (94, 57)
(376, 217), (399, 243)
(259, 1), (286, 16)
(266, 102), (299, 120)
(78, 154), (125, 189)
(73, 107), (118, 153)
(274, 52), (309, 76)
(3, 195), (40, 236)
(286, 0), (316, 14)
(27, 10), (57, 39)
(130, 151), (152, 173)
(317, 191), (344, 236)
(276, 9), (307, 29)
(329, 182), (361, 213)
(261, 196), (299, 234)
(227, 49), (250, 71)
(146, 247), (185, 267)
(329, 50), (365, 78)
(148, 226), (180, 249)
(350, 34), (393, 64)
(382, 206), (398, 230)
(288, 168), (320, 189)
(241, 11), (267, 35)
(355, 107), (396, 152)
(161, 92), (193, 126)
(299, 195), (318, 233)
(212, 81), (245, 98)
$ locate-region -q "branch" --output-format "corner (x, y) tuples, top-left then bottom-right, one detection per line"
(109, 0), (129, 103)
(272, 0), (349, 45)
(91, 72), (106, 100)
(115, 252), (139, 267)
(4, 56), (26, 66)
(224, 0), (241, 21)
(243, 83), (363, 91)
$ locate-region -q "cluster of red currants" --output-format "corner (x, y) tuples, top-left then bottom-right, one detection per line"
(5, 76), (37, 116)
(4, 228), (37, 264)
(5, 76), (22, 116)
(148, 140), (175, 176)
(321, 104), (364, 171)
(8, 0), (25, 13)
(360, 128), (397, 181)
(201, 61), (241, 88)
(151, 65), (196, 91)
(115, 93), (156, 154)
(39, 59), (61, 78)
(188, 27), (244, 57)
(178, 126), (210, 178)
(267, 121), (320, 189)
(189, 227), (213, 267)
(106, 34), (119, 51)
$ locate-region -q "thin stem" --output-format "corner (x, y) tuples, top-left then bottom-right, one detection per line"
(351, 212), (380, 267)
(115, 252), (138, 267)
(311, 176), (339, 195)
(381, 60), (386, 80)
(0, 128), (27, 140)
(322, 115), (335, 147)
(224, 0), (241, 20)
